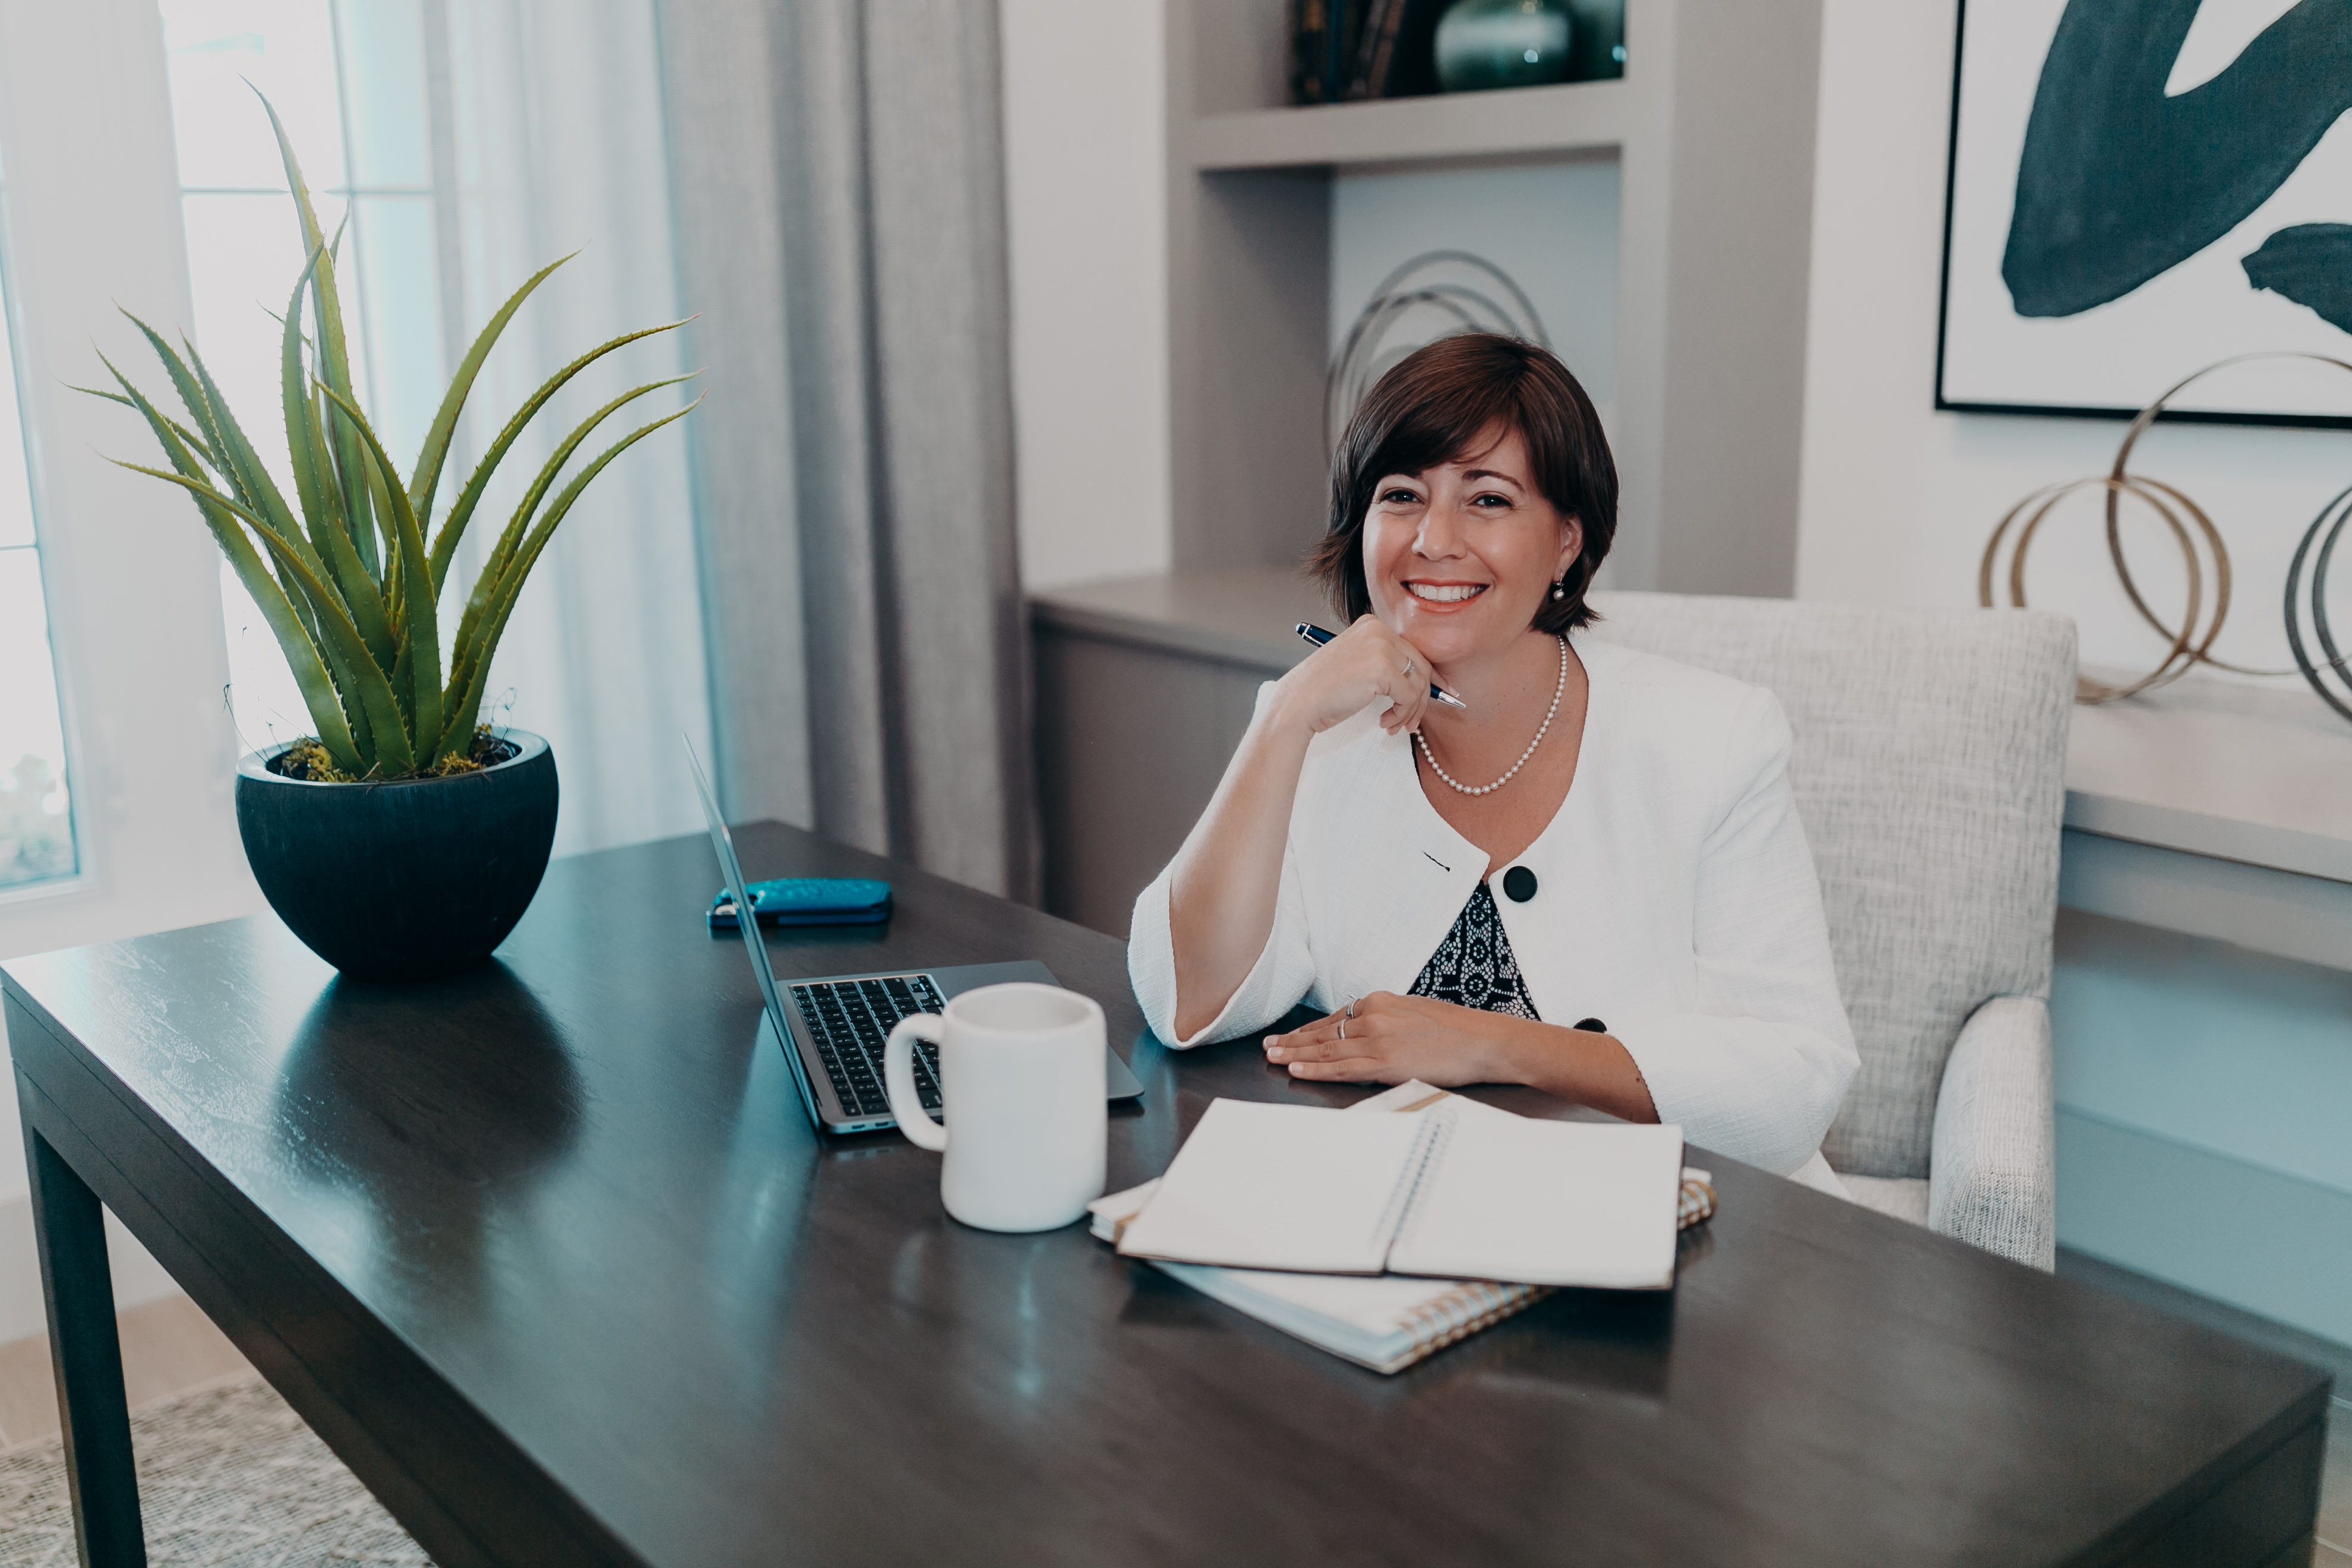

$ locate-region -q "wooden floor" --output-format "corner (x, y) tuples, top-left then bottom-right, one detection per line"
(0, 1295), (2341, 1560)
(0, 1295), (249, 1452)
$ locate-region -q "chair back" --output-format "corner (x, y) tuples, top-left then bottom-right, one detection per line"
(1585, 592), (2075, 1178)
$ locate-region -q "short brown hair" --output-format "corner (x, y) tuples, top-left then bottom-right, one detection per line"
(1308, 333), (1617, 633)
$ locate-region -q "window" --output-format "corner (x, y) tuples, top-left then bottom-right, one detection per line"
(159, 0), (447, 751)
(0, 153), (78, 894)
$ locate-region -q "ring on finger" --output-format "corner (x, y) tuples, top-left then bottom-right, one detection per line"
(1338, 1017), (1346, 1041)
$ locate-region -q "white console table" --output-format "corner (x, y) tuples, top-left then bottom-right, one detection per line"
(2060, 674), (2352, 972)
(1032, 567), (2352, 969)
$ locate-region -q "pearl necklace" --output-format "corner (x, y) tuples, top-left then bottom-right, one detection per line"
(1415, 635), (1569, 797)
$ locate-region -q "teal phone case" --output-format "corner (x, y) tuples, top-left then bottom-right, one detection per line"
(709, 877), (893, 930)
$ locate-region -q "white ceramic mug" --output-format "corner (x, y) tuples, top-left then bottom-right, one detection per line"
(883, 982), (1107, 1232)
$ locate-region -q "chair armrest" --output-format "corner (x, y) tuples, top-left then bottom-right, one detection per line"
(1928, 995), (2056, 1270)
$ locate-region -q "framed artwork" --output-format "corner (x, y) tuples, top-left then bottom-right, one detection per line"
(1938, 0), (2352, 427)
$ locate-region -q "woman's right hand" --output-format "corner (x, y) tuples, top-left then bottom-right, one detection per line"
(1166, 616), (1440, 1039)
(1272, 615), (1442, 739)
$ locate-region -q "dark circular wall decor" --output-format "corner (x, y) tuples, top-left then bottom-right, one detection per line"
(2283, 480), (2352, 722)
(1326, 251), (1550, 451)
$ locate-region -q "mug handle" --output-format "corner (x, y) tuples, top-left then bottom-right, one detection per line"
(884, 1013), (948, 1151)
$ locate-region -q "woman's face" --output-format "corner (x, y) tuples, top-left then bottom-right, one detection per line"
(1361, 424), (1582, 666)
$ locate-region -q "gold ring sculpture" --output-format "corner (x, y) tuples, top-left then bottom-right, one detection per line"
(1981, 352), (2352, 710)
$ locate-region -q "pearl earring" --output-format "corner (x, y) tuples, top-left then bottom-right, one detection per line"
(1551, 579), (1566, 601)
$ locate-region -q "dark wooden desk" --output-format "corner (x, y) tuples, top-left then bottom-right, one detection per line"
(1, 825), (2331, 1567)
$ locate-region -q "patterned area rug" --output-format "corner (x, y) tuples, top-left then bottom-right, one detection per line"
(0, 1376), (432, 1566)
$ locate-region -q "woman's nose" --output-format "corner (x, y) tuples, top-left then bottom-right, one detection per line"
(1416, 502), (1470, 558)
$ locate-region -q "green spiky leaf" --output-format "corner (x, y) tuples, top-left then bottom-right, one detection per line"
(426, 317), (690, 592)
(89, 87), (700, 782)
(406, 252), (573, 529)
(319, 382), (442, 760)
(445, 398), (698, 738)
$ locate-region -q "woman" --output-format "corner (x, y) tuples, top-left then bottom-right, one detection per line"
(1126, 333), (1856, 1186)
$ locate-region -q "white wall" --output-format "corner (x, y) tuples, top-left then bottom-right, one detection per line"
(1000, 0), (1172, 590)
(1796, 0), (2352, 681)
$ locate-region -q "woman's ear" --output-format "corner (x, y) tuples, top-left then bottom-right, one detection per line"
(1557, 516), (1584, 582)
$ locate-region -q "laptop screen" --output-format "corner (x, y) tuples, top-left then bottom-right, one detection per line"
(684, 737), (823, 1129)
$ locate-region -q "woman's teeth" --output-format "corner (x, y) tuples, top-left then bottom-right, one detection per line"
(1406, 583), (1487, 603)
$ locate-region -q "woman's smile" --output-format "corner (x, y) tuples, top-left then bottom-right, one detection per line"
(1404, 580), (1489, 606)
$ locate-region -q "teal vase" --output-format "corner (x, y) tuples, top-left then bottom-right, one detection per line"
(1434, 0), (1574, 94)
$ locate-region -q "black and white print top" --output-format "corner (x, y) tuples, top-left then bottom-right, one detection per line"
(1408, 880), (1541, 1020)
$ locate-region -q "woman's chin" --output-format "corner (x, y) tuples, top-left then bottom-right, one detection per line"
(1394, 610), (1502, 664)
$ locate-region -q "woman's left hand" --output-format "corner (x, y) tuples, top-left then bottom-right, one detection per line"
(1263, 991), (1527, 1086)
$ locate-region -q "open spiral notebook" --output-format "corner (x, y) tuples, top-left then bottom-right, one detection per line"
(1091, 1083), (1715, 1374)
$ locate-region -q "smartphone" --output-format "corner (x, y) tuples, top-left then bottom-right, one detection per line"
(709, 877), (893, 930)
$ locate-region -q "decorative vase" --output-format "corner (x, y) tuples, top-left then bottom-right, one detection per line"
(1434, 0), (1574, 94)
(235, 730), (559, 982)
(1566, 0), (1624, 80)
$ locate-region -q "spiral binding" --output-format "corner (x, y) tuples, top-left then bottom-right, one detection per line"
(1371, 1102), (1457, 1254)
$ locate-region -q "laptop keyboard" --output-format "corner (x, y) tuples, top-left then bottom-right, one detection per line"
(788, 974), (947, 1121)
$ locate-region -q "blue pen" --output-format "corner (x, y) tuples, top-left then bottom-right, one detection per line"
(1294, 623), (1469, 710)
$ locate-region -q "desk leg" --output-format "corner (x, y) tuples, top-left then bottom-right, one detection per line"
(21, 1104), (145, 1567)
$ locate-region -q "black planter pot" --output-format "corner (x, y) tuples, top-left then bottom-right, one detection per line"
(235, 730), (559, 982)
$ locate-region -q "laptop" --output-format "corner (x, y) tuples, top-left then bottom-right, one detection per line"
(687, 741), (1145, 1135)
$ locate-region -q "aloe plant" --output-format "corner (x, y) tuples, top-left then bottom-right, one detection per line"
(88, 95), (697, 780)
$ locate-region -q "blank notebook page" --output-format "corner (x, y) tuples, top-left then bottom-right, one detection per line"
(1114, 1100), (1427, 1274)
(1387, 1118), (1684, 1289)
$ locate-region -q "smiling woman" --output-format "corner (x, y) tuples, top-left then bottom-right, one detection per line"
(1127, 333), (1860, 1186)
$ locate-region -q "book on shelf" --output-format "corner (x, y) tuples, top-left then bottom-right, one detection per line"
(1289, 0), (1336, 105)
(1294, 0), (1447, 104)
(1091, 1082), (1716, 1374)
(1344, 0), (1403, 100)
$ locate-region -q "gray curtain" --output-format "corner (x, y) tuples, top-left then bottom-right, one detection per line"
(656, 0), (1038, 902)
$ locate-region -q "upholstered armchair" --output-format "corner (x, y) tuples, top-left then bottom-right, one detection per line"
(1586, 592), (2076, 1269)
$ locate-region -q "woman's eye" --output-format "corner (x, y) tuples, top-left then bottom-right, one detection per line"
(1471, 492), (1511, 508)
(1380, 488), (1420, 505)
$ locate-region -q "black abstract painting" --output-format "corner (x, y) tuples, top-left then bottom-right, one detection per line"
(1940, 0), (2352, 423)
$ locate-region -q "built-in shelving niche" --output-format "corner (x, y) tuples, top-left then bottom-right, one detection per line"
(1162, 0), (1825, 599)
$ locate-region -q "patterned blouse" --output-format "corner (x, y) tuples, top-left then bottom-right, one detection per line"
(1409, 880), (1541, 1020)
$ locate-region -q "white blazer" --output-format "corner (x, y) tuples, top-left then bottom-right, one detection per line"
(1127, 633), (1859, 1180)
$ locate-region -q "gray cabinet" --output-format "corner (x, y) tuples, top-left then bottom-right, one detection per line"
(1031, 568), (1323, 936)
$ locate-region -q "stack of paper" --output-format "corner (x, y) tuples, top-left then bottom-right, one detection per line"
(1093, 1083), (1709, 1374)
(1090, 1171), (1544, 1375)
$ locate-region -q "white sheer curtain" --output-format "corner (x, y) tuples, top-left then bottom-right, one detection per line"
(438, 0), (712, 855)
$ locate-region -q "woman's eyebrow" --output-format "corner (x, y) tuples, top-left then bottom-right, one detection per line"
(1459, 467), (1525, 487)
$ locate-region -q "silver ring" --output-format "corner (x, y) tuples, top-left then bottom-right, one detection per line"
(1338, 1017), (1346, 1041)
(1347, 998), (1358, 1018)
(1401, 659), (1415, 678)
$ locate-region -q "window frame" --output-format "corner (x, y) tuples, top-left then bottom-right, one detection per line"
(0, 156), (90, 907)
(0, 0), (263, 961)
